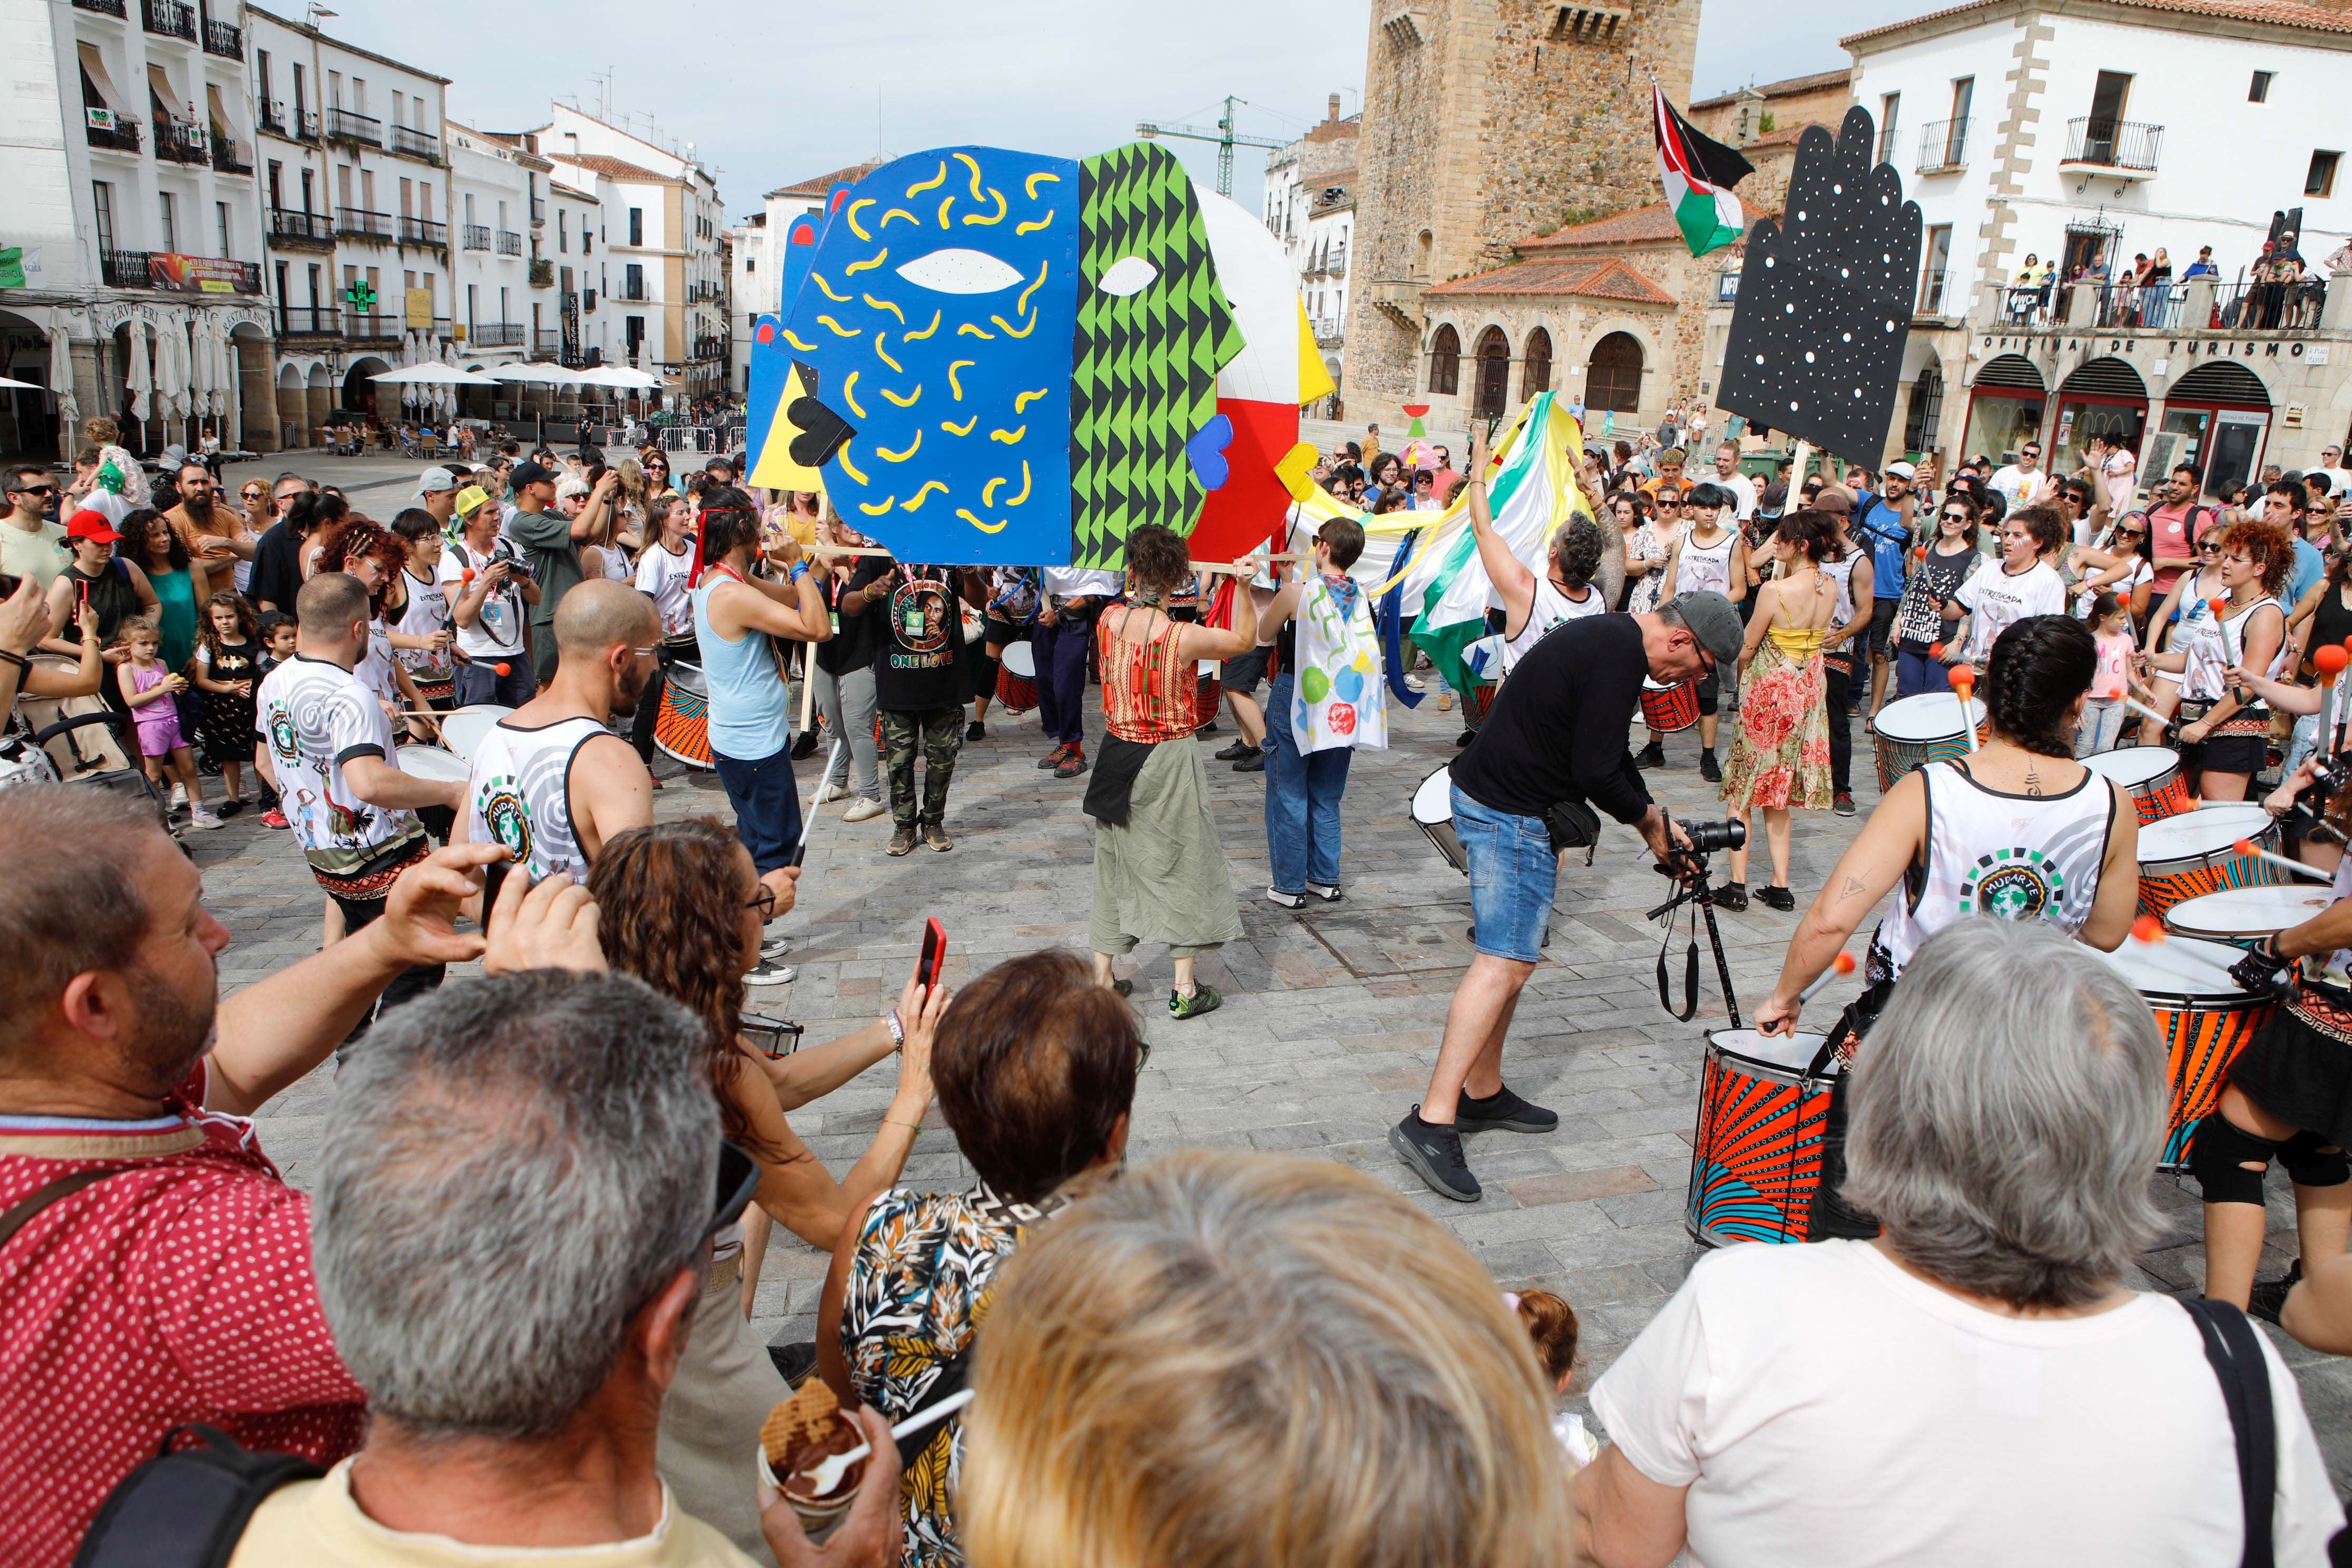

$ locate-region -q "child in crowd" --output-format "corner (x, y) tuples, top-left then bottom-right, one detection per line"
(253, 611), (299, 827)
(1508, 1288), (1599, 1469)
(191, 591), (261, 815)
(116, 615), (218, 830)
(2078, 590), (2133, 758)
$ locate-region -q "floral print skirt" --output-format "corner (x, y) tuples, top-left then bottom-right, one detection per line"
(1721, 636), (1831, 813)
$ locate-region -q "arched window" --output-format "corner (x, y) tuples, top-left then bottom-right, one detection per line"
(1473, 327), (1511, 420)
(1522, 327), (1553, 400)
(1586, 332), (1643, 413)
(1427, 324), (1461, 396)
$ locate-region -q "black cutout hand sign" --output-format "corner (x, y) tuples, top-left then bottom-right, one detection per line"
(1716, 106), (1922, 466)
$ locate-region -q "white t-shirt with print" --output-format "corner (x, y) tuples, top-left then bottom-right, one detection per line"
(256, 654), (421, 870)
(1954, 558), (2067, 663)
(437, 534), (528, 660)
(635, 540), (697, 638)
(1590, 1240), (2344, 1568)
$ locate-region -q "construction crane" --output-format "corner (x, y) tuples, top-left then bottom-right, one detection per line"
(1136, 96), (1287, 198)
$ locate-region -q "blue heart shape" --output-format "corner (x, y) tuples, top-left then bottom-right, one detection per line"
(1187, 413), (1234, 492)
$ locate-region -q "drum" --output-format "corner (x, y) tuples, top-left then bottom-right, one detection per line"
(1411, 765), (1465, 875)
(413, 674), (456, 706)
(1869, 691), (1989, 791)
(1640, 677), (1699, 734)
(2092, 933), (2275, 1171)
(2164, 885), (2335, 947)
(654, 662), (715, 769)
(1687, 1029), (1841, 1246)
(394, 743), (471, 783)
(995, 640), (1037, 713)
(2083, 746), (2192, 825)
(2137, 805), (2287, 917)
(439, 704), (513, 763)
(1463, 681), (1498, 730)
(1194, 658), (1222, 729)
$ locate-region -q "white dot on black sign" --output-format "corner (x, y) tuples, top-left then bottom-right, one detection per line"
(1755, 355), (1765, 365)
(1885, 320), (1896, 331)
(1843, 332), (1853, 342)
(1806, 351), (1816, 363)
(1834, 184), (1844, 195)
(1798, 211), (1807, 222)
(1765, 257), (1775, 268)
(1785, 304), (1795, 313)
(1790, 401), (1800, 411)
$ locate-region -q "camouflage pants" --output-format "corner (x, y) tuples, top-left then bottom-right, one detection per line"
(880, 706), (963, 828)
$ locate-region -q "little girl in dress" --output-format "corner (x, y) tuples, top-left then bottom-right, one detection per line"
(117, 615), (219, 830)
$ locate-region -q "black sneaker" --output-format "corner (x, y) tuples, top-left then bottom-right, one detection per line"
(767, 1340), (819, 1387)
(1634, 740), (1666, 769)
(1197, 721), (1219, 736)
(1232, 749), (1265, 773)
(1834, 791), (1856, 817)
(1717, 881), (1749, 912)
(744, 957), (797, 987)
(1456, 728), (1477, 747)
(965, 720), (986, 742)
(1700, 749), (1721, 783)
(1214, 739), (1252, 761)
(1757, 884), (1797, 912)
(1454, 1083), (1559, 1134)
(789, 731), (821, 760)
(1390, 1110), (1482, 1203)
(2247, 1259), (2304, 1326)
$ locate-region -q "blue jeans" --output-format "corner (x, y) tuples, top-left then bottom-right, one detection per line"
(1452, 782), (1557, 964)
(1894, 642), (1951, 700)
(1262, 673), (1353, 893)
(712, 743), (803, 874)
(453, 656), (538, 708)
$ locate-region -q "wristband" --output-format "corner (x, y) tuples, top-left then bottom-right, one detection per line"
(884, 1008), (905, 1050)
(883, 1119), (923, 1134)
(787, 562), (809, 585)
(0, 648), (29, 672)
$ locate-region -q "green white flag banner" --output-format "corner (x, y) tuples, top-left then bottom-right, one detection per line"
(1655, 84), (1754, 259)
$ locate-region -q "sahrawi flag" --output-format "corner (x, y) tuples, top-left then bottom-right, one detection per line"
(1655, 84), (1754, 258)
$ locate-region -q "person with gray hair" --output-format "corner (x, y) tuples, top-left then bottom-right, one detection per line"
(226, 969), (905, 1568)
(1575, 919), (2344, 1568)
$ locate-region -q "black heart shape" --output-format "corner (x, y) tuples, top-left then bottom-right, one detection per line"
(787, 396), (855, 469)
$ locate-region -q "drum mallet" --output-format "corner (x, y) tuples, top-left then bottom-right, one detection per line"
(2315, 643), (2348, 758)
(1797, 949), (1856, 1004)
(2209, 596), (2238, 672)
(2232, 838), (2333, 884)
(2123, 696), (2173, 732)
(2132, 914), (2165, 944)
(1947, 662), (1979, 752)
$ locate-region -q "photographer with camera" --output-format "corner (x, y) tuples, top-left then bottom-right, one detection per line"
(1390, 592), (1741, 1204)
(1751, 615), (2139, 1240)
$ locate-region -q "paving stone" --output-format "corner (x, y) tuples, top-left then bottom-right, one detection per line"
(1504, 1166), (1661, 1206)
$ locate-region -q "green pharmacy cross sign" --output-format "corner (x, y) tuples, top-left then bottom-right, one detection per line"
(344, 281), (378, 312)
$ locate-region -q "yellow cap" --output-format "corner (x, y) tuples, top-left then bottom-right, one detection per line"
(453, 485), (491, 516)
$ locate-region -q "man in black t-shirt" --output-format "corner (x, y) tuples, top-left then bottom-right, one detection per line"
(873, 563), (973, 856)
(1391, 592), (1742, 1205)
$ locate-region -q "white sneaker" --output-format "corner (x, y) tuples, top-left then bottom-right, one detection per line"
(170, 783), (189, 811)
(1267, 887), (1305, 909)
(187, 807), (223, 831)
(1404, 674), (1428, 693)
(745, 958), (797, 987)
(761, 931), (791, 959)
(842, 797), (887, 823)
(815, 781), (850, 805)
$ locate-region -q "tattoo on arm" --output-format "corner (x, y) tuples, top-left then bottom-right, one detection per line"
(1836, 874), (1869, 903)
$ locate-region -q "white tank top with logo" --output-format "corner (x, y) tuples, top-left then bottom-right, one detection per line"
(1500, 576), (1606, 678)
(1867, 759), (2117, 985)
(2181, 595), (2287, 705)
(1821, 553), (1860, 629)
(464, 715), (609, 880)
(394, 569), (452, 681)
(1674, 529), (1737, 599)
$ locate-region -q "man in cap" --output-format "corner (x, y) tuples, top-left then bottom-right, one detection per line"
(1853, 459), (1917, 717)
(1390, 591), (1738, 1204)
(502, 459), (585, 687)
(415, 465), (465, 534)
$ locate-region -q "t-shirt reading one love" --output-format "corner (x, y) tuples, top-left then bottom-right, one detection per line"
(0, 1064), (364, 1568)
(1589, 1240), (2344, 1568)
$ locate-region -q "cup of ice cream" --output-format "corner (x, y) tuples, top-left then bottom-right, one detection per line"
(758, 1380), (869, 1545)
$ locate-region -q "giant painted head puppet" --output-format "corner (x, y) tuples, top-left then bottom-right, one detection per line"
(764, 142), (1244, 568)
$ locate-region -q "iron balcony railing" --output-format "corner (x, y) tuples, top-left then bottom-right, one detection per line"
(1917, 117), (1969, 171)
(337, 207), (394, 239)
(201, 17), (240, 57)
(471, 322), (524, 348)
(270, 207), (334, 242)
(530, 329), (561, 359)
(461, 224), (490, 251)
(85, 114), (142, 153)
(325, 106), (381, 145)
(398, 215), (446, 246)
(141, 0), (194, 39)
(74, 0), (128, 16)
(344, 312), (401, 340)
(389, 123), (438, 160)
(278, 303), (340, 335)
(2064, 116), (2163, 173)
(154, 119), (208, 164)
(257, 102), (286, 135)
(209, 137), (251, 175)
(494, 229), (523, 256)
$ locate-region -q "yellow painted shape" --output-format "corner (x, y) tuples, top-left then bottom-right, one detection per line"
(957, 507), (1008, 535)
(978, 463), (1033, 508)
(818, 314), (860, 340)
(879, 208), (918, 229)
(844, 250), (888, 276)
(940, 415), (976, 436)
(988, 425), (1025, 445)
(1295, 300), (1337, 404)
(747, 364), (829, 491)
(875, 335), (903, 374)
(811, 272), (849, 302)
(947, 360), (975, 400)
(781, 329), (816, 352)
(857, 496), (895, 516)
(841, 370), (866, 419)
(954, 151), (986, 199)
(989, 312), (1035, 339)
(1015, 261), (1047, 316)
(956, 321), (995, 340)
(845, 199), (875, 241)
(837, 443), (869, 485)
(962, 187), (1007, 226)
(1013, 388), (1049, 413)
(1014, 210), (1055, 236)
(904, 310), (942, 341)
(1024, 170), (1060, 199)
(875, 430), (922, 463)
(1272, 439), (1321, 502)
(936, 195), (953, 227)
(863, 293), (905, 322)
(900, 480), (948, 511)
(906, 162), (947, 198)
(879, 384), (921, 408)
(1005, 460), (1032, 505)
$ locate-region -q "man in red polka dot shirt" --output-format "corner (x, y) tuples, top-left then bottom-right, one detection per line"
(0, 787), (502, 1568)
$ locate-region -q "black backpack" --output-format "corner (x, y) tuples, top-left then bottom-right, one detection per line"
(72, 1425), (321, 1567)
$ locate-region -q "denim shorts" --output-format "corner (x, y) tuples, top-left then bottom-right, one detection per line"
(1452, 782), (1557, 964)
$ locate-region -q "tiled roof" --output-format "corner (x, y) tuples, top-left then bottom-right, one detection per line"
(1689, 67), (1854, 110)
(765, 159), (889, 200)
(1518, 197), (1769, 251)
(1426, 257), (1677, 305)
(1845, 0), (2352, 45)
(1740, 121), (1833, 151)
(565, 153), (670, 182)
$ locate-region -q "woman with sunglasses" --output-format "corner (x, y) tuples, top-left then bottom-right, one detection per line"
(2140, 518), (2295, 799)
(590, 817), (945, 1555)
(1891, 492), (1983, 699)
(2137, 529), (2236, 743)
(637, 446), (679, 505)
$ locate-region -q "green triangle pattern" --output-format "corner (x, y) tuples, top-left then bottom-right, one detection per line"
(1070, 143), (1243, 571)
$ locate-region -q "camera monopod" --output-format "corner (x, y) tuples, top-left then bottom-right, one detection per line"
(1644, 810), (1747, 1026)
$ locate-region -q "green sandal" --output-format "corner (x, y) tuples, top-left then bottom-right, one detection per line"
(1169, 983), (1222, 1020)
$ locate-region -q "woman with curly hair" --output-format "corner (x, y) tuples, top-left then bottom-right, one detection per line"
(2142, 515), (2294, 801)
(310, 511), (436, 730)
(1717, 511), (1836, 912)
(588, 816), (944, 1557)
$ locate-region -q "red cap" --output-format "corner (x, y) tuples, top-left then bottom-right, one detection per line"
(65, 509), (120, 543)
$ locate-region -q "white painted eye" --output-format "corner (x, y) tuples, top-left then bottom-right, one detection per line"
(1097, 256), (1160, 297)
(894, 249), (1024, 293)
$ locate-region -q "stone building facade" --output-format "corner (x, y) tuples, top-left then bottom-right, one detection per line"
(1344, 0), (1703, 426)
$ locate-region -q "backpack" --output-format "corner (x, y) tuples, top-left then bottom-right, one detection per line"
(72, 1425), (322, 1568)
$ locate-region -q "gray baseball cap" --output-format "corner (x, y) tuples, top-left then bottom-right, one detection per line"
(418, 465), (459, 495)
(1663, 591), (1744, 668)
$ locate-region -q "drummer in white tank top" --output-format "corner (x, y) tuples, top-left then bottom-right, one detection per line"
(1457, 428), (1614, 679)
(449, 579), (659, 877)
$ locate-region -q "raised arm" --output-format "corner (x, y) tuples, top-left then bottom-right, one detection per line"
(1753, 770), (1928, 1034)
(1462, 430), (1535, 632)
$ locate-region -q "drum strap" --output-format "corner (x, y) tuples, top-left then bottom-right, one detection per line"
(2180, 1298), (2276, 1568)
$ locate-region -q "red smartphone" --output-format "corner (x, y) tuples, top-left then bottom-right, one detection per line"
(915, 917), (946, 991)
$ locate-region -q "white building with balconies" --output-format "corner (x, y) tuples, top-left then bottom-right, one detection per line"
(1262, 95), (1357, 410)
(0, 0), (273, 459)
(246, 4), (447, 446)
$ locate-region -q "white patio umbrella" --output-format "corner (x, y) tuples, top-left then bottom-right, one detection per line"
(186, 317), (215, 423)
(0, 373), (40, 390)
(575, 364), (660, 389)
(48, 327), (80, 435)
(210, 318), (235, 419)
(368, 364), (472, 384)
(123, 320), (152, 425)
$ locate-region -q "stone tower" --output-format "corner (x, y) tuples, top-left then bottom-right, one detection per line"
(1344, 0), (1703, 413)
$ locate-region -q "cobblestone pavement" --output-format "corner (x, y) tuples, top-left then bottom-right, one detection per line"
(203, 449), (2348, 1487)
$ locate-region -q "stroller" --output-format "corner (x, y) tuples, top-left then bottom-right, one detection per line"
(2, 681), (173, 834)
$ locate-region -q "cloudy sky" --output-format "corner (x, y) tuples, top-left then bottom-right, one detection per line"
(319, 0), (1925, 214)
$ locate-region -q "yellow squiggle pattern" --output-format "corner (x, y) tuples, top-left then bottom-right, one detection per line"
(782, 330), (815, 351)
(879, 208), (918, 229)
(845, 199), (874, 240)
(904, 310), (942, 341)
(947, 360), (975, 400)
(1015, 262), (1047, 317)
(936, 195), (954, 227)
(818, 315), (861, 339)
(812, 273), (850, 302)
(1013, 388), (1049, 413)
(1014, 210), (1054, 236)
(845, 250), (887, 276)
(857, 495), (895, 516)
(957, 322), (995, 340)
(841, 371), (866, 418)
(875, 335), (903, 373)
(900, 480), (948, 511)
(863, 293), (905, 322)
(989, 425), (1026, 445)
(837, 445), (869, 484)
(962, 187), (1007, 226)
(879, 384), (921, 408)
(940, 416), (976, 435)
(990, 312), (1035, 339)
(906, 162), (947, 198)
(957, 507), (1007, 535)
(1024, 171), (1060, 200)
(875, 431), (923, 463)
(982, 462), (1034, 508)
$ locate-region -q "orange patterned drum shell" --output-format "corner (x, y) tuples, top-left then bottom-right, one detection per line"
(1641, 680), (1700, 733)
(653, 660), (714, 770)
(1464, 681), (1498, 729)
(2137, 810), (2288, 917)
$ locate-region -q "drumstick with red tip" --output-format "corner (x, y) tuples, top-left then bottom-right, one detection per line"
(2132, 914), (2167, 945)
(2124, 695), (2172, 731)
(2232, 839), (2332, 883)
(1948, 664), (1978, 752)
(2208, 596), (2240, 678)
(1798, 949), (1857, 1003)
(2318, 644), (2349, 759)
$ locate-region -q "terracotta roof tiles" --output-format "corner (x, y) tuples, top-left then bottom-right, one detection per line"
(765, 159), (889, 200)
(1425, 257), (1678, 305)
(1517, 197), (1769, 252)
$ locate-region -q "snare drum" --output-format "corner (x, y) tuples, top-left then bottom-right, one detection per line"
(2163, 885), (2335, 947)
(654, 661), (715, 770)
(2083, 746), (2192, 825)
(1687, 1029), (1841, 1246)
(1869, 691), (1989, 791)
(1640, 678), (1699, 734)
(1463, 681), (1498, 731)
(2136, 805), (2286, 916)
(1195, 658), (1222, 728)
(438, 704), (514, 762)
(1411, 765), (1465, 875)
(394, 743), (471, 783)
(2092, 933), (2275, 1170)
(995, 640), (1037, 713)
